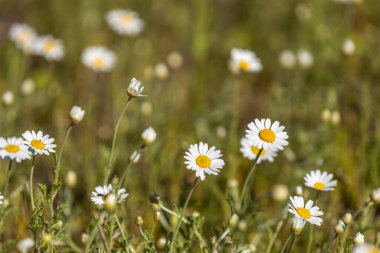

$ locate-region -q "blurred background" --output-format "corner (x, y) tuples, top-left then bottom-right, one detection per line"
(0, 0), (380, 250)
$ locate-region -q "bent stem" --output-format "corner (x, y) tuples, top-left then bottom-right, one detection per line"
(104, 96), (132, 184)
(280, 233), (294, 253)
(119, 144), (145, 187)
(3, 160), (13, 195)
(168, 178), (199, 253)
(266, 207), (288, 253)
(54, 123), (73, 184)
(238, 148), (263, 211)
(29, 156), (36, 210)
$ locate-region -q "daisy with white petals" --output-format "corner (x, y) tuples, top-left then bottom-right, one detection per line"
(229, 48), (262, 74)
(8, 23), (36, 53)
(246, 118), (289, 151)
(352, 244), (380, 253)
(22, 130), (56, 155)
(288, 196), (323, 226)
(0, 137), (31, 162)
(34, 35), (65, 61)
(304, 170), (337, 191)
(81, 46), (116, 72)
(240, 137), (277, 164)
(105, 9), (144, 36)
(90, 184), (129, 206)
(127, 78), (145, 97)
(69, 105), (85, 124)
(184, 142), (225, 181)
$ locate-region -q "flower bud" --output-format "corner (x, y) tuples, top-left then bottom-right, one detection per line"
(321, 109), (331, 123)
(69, 105), (85, 124)
(155, 62), (169, 80)
(229, 213), (239, 227)
(130, 151), (141, 164)
(2, 90), (14, 106)
(295, 186), (303, 196)
(278, 50), (296, 69)
(154, 211), (161, 222)
(17, 238), (34, 253)
(342, 39), (355, 56)
(42, 232), (52, 244)
(156, 237), (167, 249)
(331, 111), (341, 125)
(141, 127), (157, 145)
(65, 170), (77, 188)
(20, 78), (35, 96)
(335, 220), (345, 234)
(272, 184), (289, 202)
(81, 233), (89, 243)
(135, 216), (144, 226)
(371, 188), (380, 204)
(354, 232), (365, 245)
(292, 217), (306, 235)
(167, 51), (183, 69)
(343, 212), (352, 224)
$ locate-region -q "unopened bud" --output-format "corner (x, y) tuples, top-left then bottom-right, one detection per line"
(354, 232), (365, 245)
(154, 211), (161, 222)
(2, 90), (14, 106)
(65, 170), (77, 188)
(229, 214), (239, 227)
(343, 212), (352, 224)
(335, 220), (345, 234)
(136, 216), (144, 226)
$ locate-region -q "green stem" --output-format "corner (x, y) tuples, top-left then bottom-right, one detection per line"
(280, 233), (294, 253)
(285, 234), (296, 253)
(168, 178), (199, 253)
(266, 209), (288, 253)
(54, 124), (73, 184)
(3, 160), (13, 195)
(108, 215), (115, 251)
(30, 156), (36, 210)
(115, 214), (129, 252)
(307, 191), (320, 253)
(119, 144), (145, 187)
(238, 148), (263, 211)
(104, 97), (132, 184)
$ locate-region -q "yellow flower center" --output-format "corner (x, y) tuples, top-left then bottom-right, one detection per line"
(296, 207), (311, 219)
(239, 60), (249, 70)
(259, 129), (276, 143)
(251, 146), (266, 156)
(5, 144), (20, 153)
(195, 155), (211, 169)
(313, 182), (325, 190)
(120, 14), (133, 24)
(93, 57), (105, 68)
(43, 40), (56, 53)
(31, 140), (45, 150)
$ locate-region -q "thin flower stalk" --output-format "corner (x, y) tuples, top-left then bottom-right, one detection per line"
(238, 148), (263, 211)
(3, 160), (13, 195)
(29, 156), (36, 209)
(104, 96), (132, 184)
(168, 178), (199, 253)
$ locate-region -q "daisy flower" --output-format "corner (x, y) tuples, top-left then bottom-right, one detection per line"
(8, 23), (37, 53)
(304, 170), (337, 191)
(292, 217), (306, 235)
(90, 184), (129, 206)
(81, 46), (116, 72)
(141, 127), (156, 145)
(17, 238), (34, 253)
(229, 48), (263, 74)
(371, 188), (380, 204)
(69, 105), (85, 124)
(352, 244), (379, 253)
(288, 196), (323, 226)
(34, 35), (64, 61)
(105, 9), (144, 36)
(246, 118), (289, 151)
(127, 77), (145, 97)
(0, 193), (3, 205)
(355, 232), (365, 245)
(184, 142), (225, 181)
(22, 130), (56, 155)
(0, 137), (31, 162)
(240, 137), (277, 164)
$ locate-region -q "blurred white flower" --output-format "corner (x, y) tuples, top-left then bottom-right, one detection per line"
(335, 220), (345, 234)
(20, 78), (35, 96)
(292, 217), (306, 235)
(278, 50), (296, 69)
(127, 78), (145, 97)
(105, 9), (144, 36)
(288, 196), (323, 226)
(229, 48), (262, 74)
(0, 193), (3, 205)
(331, 110), (341, 125)
(321, 108), (331, 123)
(22, 130), (56, 155)
(304, 170), (337, 191)
(240, 137), (277, 163)
(1, 90), (14, 106)
(272, 184), (289, 202)
(81, 46), (116, 72)
(246, 118), (289, 151)
(343, 212), (352, 224)
(90, 184), (129, 206)
(105, 193), (117, 211)
(371, 188), (380, 204)
(17, 237), (34, 253)
(295, 186), (303, 196)
(342, 39), (355, 56)
(332, 0), (362, 4)
(352, 243), (379, 253)
(297, 49), (314, 69)
(8, 23), (36, 53)
(354, 232), (365, 245)
(216, 126), (227, 139)
(155, 62), (169, 80)
(65, 170), (77, 188)
(184, 142), (225, 181)
(130, 150), (141, 163)
(69, 105), (85, 124)
(34, 35), (64, 61)
(0, 137), (31, 162)
(167, 51), (184, 69)
(141, 127), (156, 145)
